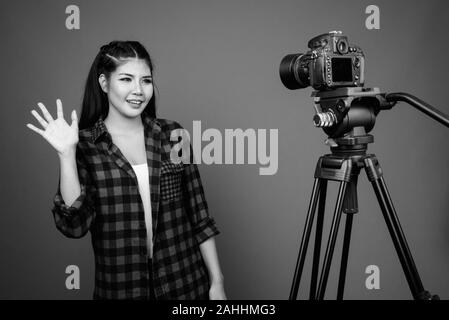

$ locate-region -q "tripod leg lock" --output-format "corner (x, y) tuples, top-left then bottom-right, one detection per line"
(315, 157), (352, 182)
(363, 156), (383, 182)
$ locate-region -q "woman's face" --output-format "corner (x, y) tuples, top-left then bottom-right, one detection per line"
(100, 58), (153, 119)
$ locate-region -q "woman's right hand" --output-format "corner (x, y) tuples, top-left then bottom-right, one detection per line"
(26, 99), (79, 158)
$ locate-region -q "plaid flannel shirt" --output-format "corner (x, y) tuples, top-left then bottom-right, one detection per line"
(51, 113), (220, 299)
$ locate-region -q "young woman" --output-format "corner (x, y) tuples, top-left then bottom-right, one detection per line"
(26, 41), (226, 300)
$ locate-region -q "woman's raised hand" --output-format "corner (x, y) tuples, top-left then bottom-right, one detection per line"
(26, 99), (79, 157)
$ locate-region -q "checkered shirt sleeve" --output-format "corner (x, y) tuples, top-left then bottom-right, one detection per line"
(182, 160), (220, 244)
(51, 146), (96, 238)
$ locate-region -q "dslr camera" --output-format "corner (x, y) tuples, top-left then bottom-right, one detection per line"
(280, 31), (365, 91)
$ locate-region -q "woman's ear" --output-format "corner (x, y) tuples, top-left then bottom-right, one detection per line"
(98, 74), (108, 93)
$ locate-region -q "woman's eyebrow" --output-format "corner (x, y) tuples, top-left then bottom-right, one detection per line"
(118, 73), (152, 78)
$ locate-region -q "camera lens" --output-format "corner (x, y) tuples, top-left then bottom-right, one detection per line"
(279, 53), (310, 90)
(337, 39), (348, 54)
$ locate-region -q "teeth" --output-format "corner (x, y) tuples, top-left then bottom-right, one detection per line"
(127, 100), (142, 105)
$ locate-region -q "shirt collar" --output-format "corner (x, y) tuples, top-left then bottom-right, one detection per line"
(91, 112), (161, 143)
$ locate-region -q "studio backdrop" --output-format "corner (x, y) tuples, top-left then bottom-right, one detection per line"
(1, 0), (448, 299)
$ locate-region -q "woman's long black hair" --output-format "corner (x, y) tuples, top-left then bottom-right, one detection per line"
(79, 41), (157, 130)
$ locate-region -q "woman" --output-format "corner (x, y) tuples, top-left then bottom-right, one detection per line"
(26, 41), (226, 300)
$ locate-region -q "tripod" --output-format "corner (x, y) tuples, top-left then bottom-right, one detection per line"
(289, 134), (439, 300)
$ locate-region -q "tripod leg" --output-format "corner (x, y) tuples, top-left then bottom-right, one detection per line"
(337, 213), (354, 300)
(337, 174), (359, 300)
(309, 180), (328, 300)
(289, 178), (321, 300)
(316, 181), (348, 300)
(364, 157), (432, 300)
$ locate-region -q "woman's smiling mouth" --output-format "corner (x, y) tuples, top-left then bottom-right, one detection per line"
(126, 99), (143, 106)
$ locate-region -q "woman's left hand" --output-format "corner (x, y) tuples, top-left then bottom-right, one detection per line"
(209, 281), (227, 300)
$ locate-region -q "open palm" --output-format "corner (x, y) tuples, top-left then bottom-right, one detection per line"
(26, 99), (79, 157)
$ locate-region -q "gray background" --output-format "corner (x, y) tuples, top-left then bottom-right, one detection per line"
(1, 0), (448, 299)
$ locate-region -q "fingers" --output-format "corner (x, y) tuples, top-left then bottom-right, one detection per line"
(30, 109), (48, 129)
(56, 98), (64, 119)
(37, 102), (55, 123)
(71, 109), (78, 130)
(26, 123), (45, 136)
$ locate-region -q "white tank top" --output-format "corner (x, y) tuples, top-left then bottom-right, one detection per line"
(131, 163), (153, 258)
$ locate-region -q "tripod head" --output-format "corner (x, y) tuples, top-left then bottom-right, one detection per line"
(312, 87), (390, 149)
(311, 87), (449, 151)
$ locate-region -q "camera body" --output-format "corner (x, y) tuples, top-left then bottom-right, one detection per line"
(280, 31), (365, 90)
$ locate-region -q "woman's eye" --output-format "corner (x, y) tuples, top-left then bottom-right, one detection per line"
(120, 78), (131, 82)
(143, 79), (152, 84)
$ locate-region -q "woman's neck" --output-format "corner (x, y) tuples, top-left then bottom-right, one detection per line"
(104, 110), (144, 136)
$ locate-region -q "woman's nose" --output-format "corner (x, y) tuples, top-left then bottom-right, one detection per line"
(133, 81), (143, 94)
